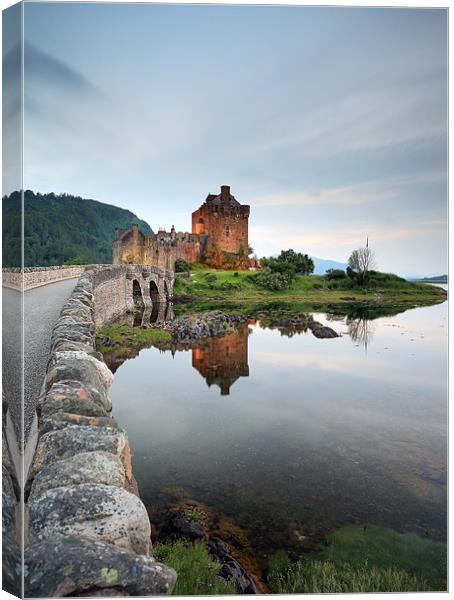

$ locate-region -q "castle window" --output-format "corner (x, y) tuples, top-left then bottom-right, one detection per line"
(225, 225), (230, 237)
(199, 218), (204, 224)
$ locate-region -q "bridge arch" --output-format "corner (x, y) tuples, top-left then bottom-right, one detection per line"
(132, 279), (144, 310)
(149, 280), (159, 306)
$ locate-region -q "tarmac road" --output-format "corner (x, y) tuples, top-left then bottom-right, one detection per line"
(2, 278), (78, 444)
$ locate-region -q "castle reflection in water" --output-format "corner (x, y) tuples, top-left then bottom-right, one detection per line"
(192, 323), (250, 395)
(127, 306), (250, 395)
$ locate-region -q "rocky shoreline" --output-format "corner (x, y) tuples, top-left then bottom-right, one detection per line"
(146, 310), (339, 343)
(267, 314), (340, 338)
(148, 310), (248, 343)
(158, 507), (264, 594)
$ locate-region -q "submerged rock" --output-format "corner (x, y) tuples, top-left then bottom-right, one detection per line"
(28, 483), (151, 554)
(25, 535), (176, 597)
(307, 321), (340, 338)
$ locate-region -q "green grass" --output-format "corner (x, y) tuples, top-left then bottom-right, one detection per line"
(173, 268), (446, 310)
(321, 524), (447, 589)
(96, 323), (171, 355)
(154, 541), (237, 596)
(267, 525), (447, 593)
(268, 558), (430, 593)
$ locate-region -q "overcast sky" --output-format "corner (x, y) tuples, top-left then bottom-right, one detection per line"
(7, 3), (448, 275)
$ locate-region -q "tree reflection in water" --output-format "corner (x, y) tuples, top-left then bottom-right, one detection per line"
(346, 317), (376, 350)
(325, 311), (376, 350)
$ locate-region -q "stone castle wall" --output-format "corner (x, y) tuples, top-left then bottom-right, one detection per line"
(192, 203), (249, 255)
(113, 186), (250, 267)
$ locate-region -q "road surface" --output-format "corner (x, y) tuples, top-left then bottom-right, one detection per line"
(2, 278), (79, 444)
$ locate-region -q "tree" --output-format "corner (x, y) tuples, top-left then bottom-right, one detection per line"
(275, 249), (314, 275)
(348, 243), (377, 284)
(63, 256), (87, 265)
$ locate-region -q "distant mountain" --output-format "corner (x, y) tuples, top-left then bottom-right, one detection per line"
(311, 257), (348, 275)
(410, 274), (448, 283)
(2, 190), (153, 267)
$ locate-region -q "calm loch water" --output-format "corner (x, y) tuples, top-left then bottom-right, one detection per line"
(109, 300), (447, 561)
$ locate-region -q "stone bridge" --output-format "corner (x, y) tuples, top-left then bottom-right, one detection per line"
(85, 264), (174, 326)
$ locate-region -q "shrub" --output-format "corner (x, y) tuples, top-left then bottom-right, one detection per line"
(175, 258), (192, 272)
(254, 268), (292, 291)
(204, 273), (217, 283)
(325, 268), (347, 281)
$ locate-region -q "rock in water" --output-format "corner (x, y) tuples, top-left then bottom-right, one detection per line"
(307, 321), (340, 338)
(207, 536), (261, 594)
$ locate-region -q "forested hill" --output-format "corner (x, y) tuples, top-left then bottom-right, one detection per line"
(2, 191), (153, 267)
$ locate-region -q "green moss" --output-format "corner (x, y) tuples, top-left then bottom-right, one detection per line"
(267, 525), (447, 593)
(96, 323), (172, 358)
(154, 541), (236, 596)
(185, 508), (205, 524)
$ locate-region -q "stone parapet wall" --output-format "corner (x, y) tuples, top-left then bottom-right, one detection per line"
(2, 266), (93, 291)
(24, 267), (177, 596)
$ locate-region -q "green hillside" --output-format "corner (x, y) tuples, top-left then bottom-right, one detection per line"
(2, 190), (153, 267)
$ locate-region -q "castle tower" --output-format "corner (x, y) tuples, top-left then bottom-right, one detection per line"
(191, 185), (250, 254)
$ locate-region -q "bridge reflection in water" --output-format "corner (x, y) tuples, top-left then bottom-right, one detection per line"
(131, 303), (175, 327)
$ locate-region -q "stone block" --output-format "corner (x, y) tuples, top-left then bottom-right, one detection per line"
(46, 351), (113, 392)
(40, 413), (118, 434)
(29, 426), (131, 480)
(30, 451), (125, 497)
(40, 380), (112, 417)
(25, 535), (176, 597)
(28, 484), (151, 554)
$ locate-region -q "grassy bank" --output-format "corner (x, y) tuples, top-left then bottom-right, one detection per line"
(173, 266), (446, 313)
(154, 541), (236, 595)
(267, 525), (447, 593)
(97, 323), (171, 357)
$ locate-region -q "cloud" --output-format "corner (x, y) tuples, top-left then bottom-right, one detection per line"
(254, 171), (446, 208)
(25, 42), (101, 96)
